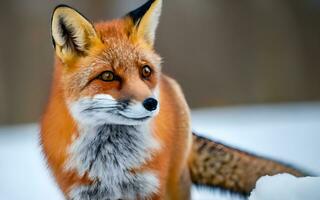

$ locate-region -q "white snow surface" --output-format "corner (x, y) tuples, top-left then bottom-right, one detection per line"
(0, 103), (319, 200)
(249, 174), (320, 200)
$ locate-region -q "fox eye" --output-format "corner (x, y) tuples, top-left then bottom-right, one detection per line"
(141, 65), (152, 79)
(99, 71), (114, 82)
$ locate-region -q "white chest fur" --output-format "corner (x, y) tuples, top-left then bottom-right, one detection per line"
(66, 124), (160, 200)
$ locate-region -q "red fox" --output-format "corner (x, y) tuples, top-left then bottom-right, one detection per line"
(41, 1), (304, 199)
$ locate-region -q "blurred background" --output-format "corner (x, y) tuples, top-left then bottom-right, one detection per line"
(1, 1), (320, 200)
(0, 0), (320, 125)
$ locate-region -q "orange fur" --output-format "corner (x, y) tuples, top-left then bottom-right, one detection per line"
(41, 4), (192, 199)
(42, 2), (305, 200)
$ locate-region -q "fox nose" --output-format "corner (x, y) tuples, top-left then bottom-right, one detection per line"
(142, 98), (158, 111)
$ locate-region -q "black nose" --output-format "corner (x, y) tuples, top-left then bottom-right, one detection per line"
(143, 98), (158, 111)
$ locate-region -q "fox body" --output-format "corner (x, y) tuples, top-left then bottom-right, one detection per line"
(41, 1), (304, 200)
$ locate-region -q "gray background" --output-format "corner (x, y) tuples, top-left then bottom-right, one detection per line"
(0, 0), (320, 124)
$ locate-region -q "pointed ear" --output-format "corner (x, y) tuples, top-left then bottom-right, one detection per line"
(51, 5), (99, 62)
(127, 0), (162, 47)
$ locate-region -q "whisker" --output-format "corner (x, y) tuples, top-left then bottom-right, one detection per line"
(117, 100), (130, 111)
(82, 106), (120, 112)
(93, 98), (117, 102)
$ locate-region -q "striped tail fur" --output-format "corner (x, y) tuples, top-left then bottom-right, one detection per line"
(188, 133), (305, 196)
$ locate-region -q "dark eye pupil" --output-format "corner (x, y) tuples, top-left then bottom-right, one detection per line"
(142, 66), (151, 78)
(101, 71), (114, 81)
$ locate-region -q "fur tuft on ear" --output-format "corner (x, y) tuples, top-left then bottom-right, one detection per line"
(51, 5), (99, 62)
(127, 0), (162, 47)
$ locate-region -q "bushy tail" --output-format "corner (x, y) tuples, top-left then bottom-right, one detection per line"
(188, 133), (305, 195)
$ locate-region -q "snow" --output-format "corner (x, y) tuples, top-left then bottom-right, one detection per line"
(0, 125), (64, 200)
(249, 174), (320, 200)
(0, 103), (319, 200)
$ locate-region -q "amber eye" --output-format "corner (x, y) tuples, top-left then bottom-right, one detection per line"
(141, 65), (152, 79)
(99, 71), (114, 82)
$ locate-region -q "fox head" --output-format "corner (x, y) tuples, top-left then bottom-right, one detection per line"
(51, 0), (163, 126)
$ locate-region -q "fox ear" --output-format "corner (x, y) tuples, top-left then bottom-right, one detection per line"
(127, 0), (162, 47)
(51, 5), (99, 62)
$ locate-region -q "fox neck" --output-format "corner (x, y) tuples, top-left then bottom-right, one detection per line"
(66, 123), (160, 199)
